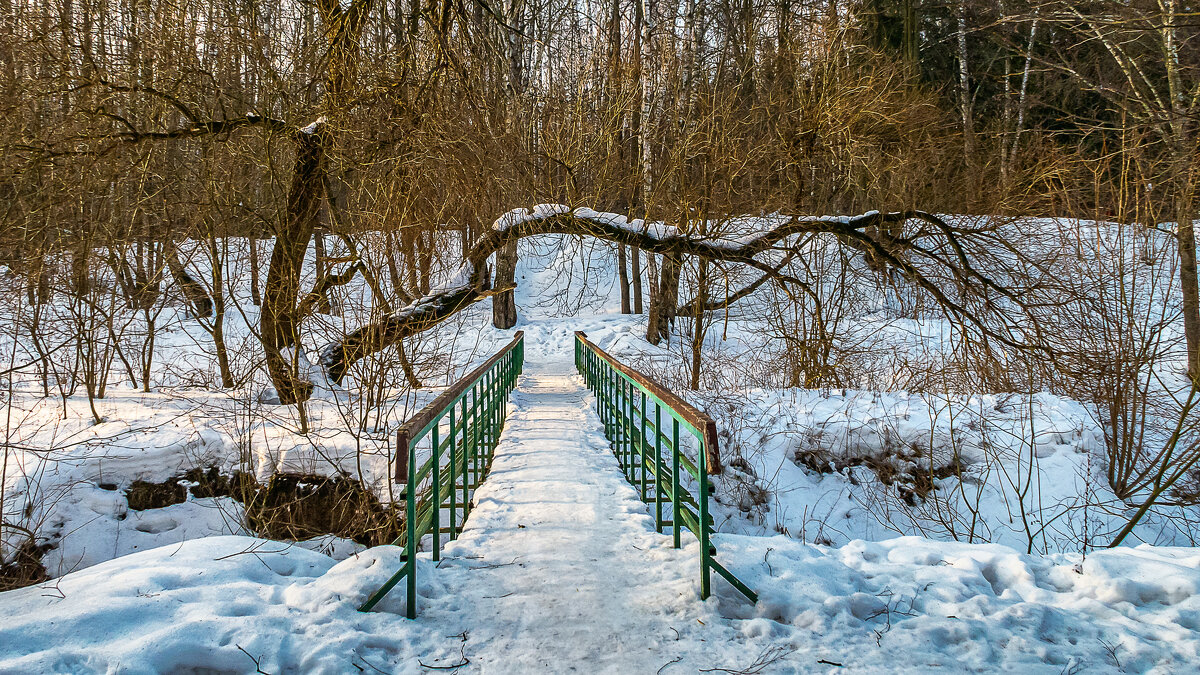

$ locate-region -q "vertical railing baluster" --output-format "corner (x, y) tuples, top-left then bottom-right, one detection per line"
(639, 391), (648, 502)
(654, 403), (663, 532)
(475, 380), (483, 483)
(604, 364), (612, 441)
(405, 438), (417, 619)
(623, 377), (631, 475)
(431, 421), (441, 562)
(698, 435), (711, 600)
(672, 417), (681, 549)
(448, 405), (457, 540)
(460, 398), (469, 520)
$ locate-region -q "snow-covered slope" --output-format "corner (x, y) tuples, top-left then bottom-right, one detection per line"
(1, 359), (1196, 673)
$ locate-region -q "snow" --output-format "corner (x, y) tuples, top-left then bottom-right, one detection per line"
(2, 360), (1197, 672)
(299, 117), (326, 135)
(2, 215), (1199, 671)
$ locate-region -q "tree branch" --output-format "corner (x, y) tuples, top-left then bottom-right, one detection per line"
(319, 206), (1045, 384)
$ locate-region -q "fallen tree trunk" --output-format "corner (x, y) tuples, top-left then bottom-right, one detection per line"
(318, 206), (1034, 389)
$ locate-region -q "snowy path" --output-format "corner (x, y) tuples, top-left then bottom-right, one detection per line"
(416, 363), (725, 672)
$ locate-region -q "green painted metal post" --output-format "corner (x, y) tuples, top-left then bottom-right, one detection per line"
(461, 399), (469, 517)
(475, 382), (483, 482)
(655, 403), (664, 532)
(617, 376), (625, 473)
(405, 437), (417, 618)
(623, 378), (632, 478)
(698, 437), (711, 600)
(481, 372), (490, 463)
(491, 369), (499, 463)
(619, 372), (628, 473)
(611, 369), (617, 451)
(471, 385), (480, 488)
(672, 417), (681, 549)
(603, 366), (611, 440)
(639, 391), (648, 501)
(603, 366), (611, 442)
(431, 422), (441, 562)
(484, 371), (491, 464)
(448, 405), (457, 540)
(628, 382), (636, 479)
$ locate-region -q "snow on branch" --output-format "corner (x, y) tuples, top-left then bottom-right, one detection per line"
(321, 207), (1034, 383)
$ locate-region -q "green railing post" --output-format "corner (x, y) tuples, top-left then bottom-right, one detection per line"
(672, 417), (681, 549)
(482, 371), (490, 460)
(655, 403), (664, 532)
(624, 378), (632, 479)
(639, 391), (648, 501)
(603, 365), (611, 439)
(698, 437), (711, 600)
(461, 397), (470, 517)
(490, 369), (499, 463)
(405, 438), (417, 618)
(629, 383), (636, 479)
(448, 405), (457, 540)
(618, 376), (626, 475)
(471, 385), (480, 487)
(431, 422), (441, 562)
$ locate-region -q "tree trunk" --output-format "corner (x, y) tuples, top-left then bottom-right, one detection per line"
(631, 247), (643, 313)
(646, 253), (680, 344)
(261, 124), (328, 405)
(957, 0), (975, 166)
(1177, 180), (1200, 384)
(690, 258), (708, 389)
(321, 209), (988, 384)
(313, 230), (333, 314)
(617, 244), (631, 314)
(385, 230), (406, 296)
(208, 236), (234, 388)
(492, 238), (518, 329)
(248, 236), (262, 306)
(416, 230), (432, 294)
(1004, 12), (1039, 182)
(164, 239), (213, 318)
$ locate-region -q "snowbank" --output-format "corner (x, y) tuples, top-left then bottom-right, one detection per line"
(2, 533), (1197, 673)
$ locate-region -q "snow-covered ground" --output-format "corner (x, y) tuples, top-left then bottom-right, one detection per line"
(2, 217), (1199, 671)
(3, 356), (1198, 673)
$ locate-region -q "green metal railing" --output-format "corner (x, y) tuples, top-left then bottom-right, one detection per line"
(359, 331), (524, 617)
(574, 331), (757, 604)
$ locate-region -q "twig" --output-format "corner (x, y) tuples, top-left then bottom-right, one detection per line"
(236, 645), (272, 675)
(657, 656), (683, 674)
(699, 646), (795, 674)
(352, 653), (389, 674)
(418, 649), (469, 670)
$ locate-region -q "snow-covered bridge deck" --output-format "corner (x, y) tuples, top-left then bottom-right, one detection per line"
(413, 365), (722, 671)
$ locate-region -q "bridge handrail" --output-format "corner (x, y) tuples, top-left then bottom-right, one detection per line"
(359, 331), (524, 617)
(395, 331), (525, 477)
(574, 331), (756, 604)
(573, 332), (721, 473)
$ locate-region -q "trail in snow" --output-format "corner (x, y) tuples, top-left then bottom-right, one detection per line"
(414, 360), (739, 672)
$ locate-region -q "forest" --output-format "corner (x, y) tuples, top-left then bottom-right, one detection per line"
(0, 1), (1199, 672)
